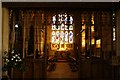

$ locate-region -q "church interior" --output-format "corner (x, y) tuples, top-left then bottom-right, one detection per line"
(1, 2), (120, 80)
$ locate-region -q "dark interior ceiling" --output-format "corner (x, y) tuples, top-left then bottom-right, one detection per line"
(2, 2), (120, 10)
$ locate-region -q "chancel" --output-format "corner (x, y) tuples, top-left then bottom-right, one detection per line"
(1, 2), (120, 80)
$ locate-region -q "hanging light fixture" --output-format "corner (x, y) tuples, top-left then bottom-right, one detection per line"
(15, 23), (18, 28)
(15, 21), (20, 28)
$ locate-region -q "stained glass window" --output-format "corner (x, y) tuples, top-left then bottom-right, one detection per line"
(51, 13), (74, 50)
(65, 31), (68, 43)
(69, 15), (73, 24)
(65, 25), (68, 30)
(52, 25), (56, 30)
(113, 27), (116, 41)
(82, 25), (85, 47)
(96, 39), (101, 48)
(112, 11), (116, 41)
(52, 31), (56, 43)
(69, 25), (73, 30)
(60, 31), (64, 43)
(52, 15), (56, 24)
(61, 23), (65, 30)
(69, 31), (73, 43)
(56, 31), (60, 43)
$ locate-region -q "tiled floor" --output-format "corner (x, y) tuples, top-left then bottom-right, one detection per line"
(46, 59), (114, 80)
(46, 62), (78, 79)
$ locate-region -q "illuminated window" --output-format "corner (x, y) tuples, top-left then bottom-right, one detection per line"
(69, 31), (73, 43)
(91, 14), (95, 45)
(52, 31), (56, 43)
(91, 38), (95, 45)
(65, 31), (68, 43)
(51, 13), (73, 50)
(112, 11), (116, 41)
(96, 39), (101, 48)
(113, 27), (116, 41)
(91, 15), (94, 24)
(81, 13), (95, 47)
(82, 25), (85, 47)
(91, 26), (94, 32)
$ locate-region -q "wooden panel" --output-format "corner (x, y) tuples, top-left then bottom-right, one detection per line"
(22, 59), (44, 79)
(12, 68), (23, 79)
(23, 59), (34, 80)
(34, 59), (44, 79)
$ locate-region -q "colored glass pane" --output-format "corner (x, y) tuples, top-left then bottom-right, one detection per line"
(52, 36), (56, 43)
(60, 31), (64, 44)
(52, 31), (55, 35)
(65, 31), (68, 43)
(52, 25), (56, 30)
(56, 31), (60, 43)
(56, 25), (60, 30)
(61, 23), (65, 30)
(69, 31), (73, 37)
(69, 15), (73, 24)
(69, 25), (73, 30)
(52, 15), (56, 24)
(64, 14), (67, 24)
(65, 25), (68, 30)
(69, 37), (73, 43)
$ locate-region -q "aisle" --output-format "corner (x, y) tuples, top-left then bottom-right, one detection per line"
(46, 62), (78, 79)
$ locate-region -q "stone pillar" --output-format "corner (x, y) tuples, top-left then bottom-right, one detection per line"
(115, 9), (120, 79)
(116, 10), (120, 57)
(2, 7), (9, 78)
(2, 8), (9, 53)
(0, 1), (2, 79)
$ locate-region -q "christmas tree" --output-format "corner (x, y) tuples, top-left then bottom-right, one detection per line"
(2, 50), (25, 72)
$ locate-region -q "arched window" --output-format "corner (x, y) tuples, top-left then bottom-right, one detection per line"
(51, 13), (73, 50)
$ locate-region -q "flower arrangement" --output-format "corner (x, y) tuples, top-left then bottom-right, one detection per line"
(2, 50), (25, 72)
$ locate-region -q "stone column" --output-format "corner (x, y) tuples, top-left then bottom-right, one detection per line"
(116, 9), (120, 57)
(0, 1), (2, 79)
(2, 7), (9, 78)
(115, 9), (120, 79)
(2, 8), (9, 53)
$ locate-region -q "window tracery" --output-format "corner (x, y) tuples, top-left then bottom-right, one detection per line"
(51, 13), (73, 50)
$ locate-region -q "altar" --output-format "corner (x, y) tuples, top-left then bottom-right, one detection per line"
(53, 50), (71, 61)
